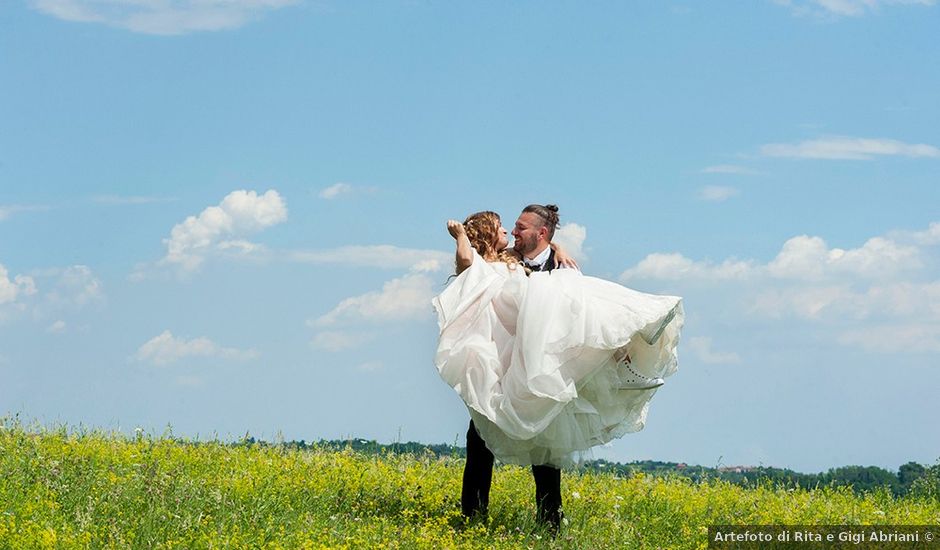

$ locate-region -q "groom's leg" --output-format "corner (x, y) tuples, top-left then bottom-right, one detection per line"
(461, 420), (494, 519)
(532, 464), (562, 530)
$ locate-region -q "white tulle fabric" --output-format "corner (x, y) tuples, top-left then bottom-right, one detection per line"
(432, 251), (683, 468)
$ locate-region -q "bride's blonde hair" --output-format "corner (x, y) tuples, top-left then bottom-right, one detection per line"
(463, 211), (521, 269)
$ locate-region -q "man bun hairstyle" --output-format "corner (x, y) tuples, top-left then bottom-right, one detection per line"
(522, 204), (560, 240)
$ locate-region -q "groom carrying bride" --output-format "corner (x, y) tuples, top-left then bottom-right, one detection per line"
(461, 204), (570, 531)
(434, 203), (682, 534)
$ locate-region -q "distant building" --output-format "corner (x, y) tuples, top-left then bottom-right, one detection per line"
(717, 466), (757, 473)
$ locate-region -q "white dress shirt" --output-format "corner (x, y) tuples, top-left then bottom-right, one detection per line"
(523, 246), (554, 270)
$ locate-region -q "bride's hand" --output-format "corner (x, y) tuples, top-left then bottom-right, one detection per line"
(447, 220), (466, 239)
(551, 242), (579, 269)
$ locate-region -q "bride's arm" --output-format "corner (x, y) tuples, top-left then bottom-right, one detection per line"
(448, 220), (473, 275)
(551, 242), (579, 270)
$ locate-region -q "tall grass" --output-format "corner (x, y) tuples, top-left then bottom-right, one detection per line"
(2, 420), (938, 549)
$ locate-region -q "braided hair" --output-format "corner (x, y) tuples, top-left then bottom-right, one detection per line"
(521, 204), (560, 240)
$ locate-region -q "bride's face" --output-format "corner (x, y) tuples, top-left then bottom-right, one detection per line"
(494, 225), (509, 251)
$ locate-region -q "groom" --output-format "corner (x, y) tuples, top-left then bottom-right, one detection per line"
(462, 203), (567, 531)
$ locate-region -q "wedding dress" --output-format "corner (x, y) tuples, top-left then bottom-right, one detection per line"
(432, 251), (683, 468)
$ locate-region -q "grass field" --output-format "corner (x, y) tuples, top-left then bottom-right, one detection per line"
(2, 421), (939, 549)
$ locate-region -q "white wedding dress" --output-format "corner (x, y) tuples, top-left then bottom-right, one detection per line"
(432, 251), (683, 468)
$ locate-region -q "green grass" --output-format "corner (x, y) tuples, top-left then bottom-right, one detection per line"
(2, 421), (938, 549)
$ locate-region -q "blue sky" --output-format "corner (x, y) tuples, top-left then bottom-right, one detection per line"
(2, 0), (939, 473)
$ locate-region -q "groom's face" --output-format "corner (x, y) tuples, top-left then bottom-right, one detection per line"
(512, 212), (545, 257)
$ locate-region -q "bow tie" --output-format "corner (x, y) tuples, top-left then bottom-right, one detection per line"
(526, 260), (546, 271)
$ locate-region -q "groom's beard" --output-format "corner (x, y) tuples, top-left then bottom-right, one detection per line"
(513, 236), (536, 257)
(512, 237), (536, 256)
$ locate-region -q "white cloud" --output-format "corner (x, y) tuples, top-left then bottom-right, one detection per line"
(750, 285), (857, 319)
(310, 330), (374, 352)
(552, 223), (588, 263)
(620, 253), (755, 282)
(314, 273), (436, 327)
(0, 265), (38, 305)
(31, 0), (298, 35)
(162, 189), (287, 272)
(622, 234), (919, 283)
(906, 222), (940, 246)
(2, 264), (103, 323)
(839, 324), (940, 353)
(775, 0), (935, 17)
(317, 182), (378, 200)
(753, 281), (940, 321)
(319, 183), (354, 199)
(411, 259), (446, 273)
(0, 204), (49, 221)
(216, 239), (264, 254)
(766, 235), (920, 281)
(856, 324), (940, 352)
(699, 185), (739, 202)
(700, 165), (758, 175)
(45, 265), (104, 307)
(761, 136), (940, 160)
(687, 337), (742, 365)
(47, 320), (67, 333)
(135, 330), (259, 366)
(621, 222), (940, 352)
(864, 282), (940, 319)
(289, 246), (451, 272)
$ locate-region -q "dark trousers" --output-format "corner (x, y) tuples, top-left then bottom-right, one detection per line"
(461, 420), (562, 529)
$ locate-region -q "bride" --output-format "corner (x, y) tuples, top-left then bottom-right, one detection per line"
(433, 210), (683, 468)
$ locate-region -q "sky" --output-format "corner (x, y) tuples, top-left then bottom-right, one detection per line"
(1, 0), (939, 474)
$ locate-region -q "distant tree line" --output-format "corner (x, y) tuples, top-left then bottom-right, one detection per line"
(241, 437), (940, 499)
(578, 459), (939, 498)
(278, 438), (466, 459)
